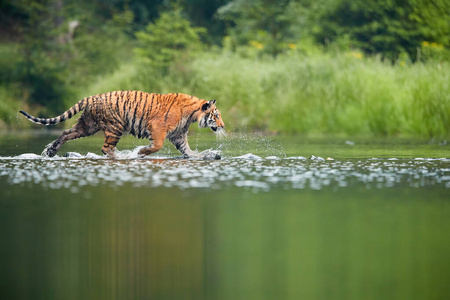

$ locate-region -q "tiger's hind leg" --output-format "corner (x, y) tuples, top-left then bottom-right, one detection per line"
(138, 130), (165, 158)
(101, 130), (122, 158)
(42, 116), (100, 157)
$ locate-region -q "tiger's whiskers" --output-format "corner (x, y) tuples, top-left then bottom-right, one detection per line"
(215, 128), (227, 141)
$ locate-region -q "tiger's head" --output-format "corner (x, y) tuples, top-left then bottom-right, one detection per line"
(199, 100), (225, 132)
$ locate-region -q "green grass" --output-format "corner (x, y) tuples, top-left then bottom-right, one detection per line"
(0, 86), (21, 127)
(183, 52), (450, 136)
(3, 49), (449, 137)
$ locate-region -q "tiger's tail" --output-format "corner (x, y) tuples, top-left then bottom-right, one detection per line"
(19, 97), (88, 126)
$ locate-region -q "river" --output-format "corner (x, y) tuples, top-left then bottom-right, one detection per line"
(1, 131), (449, 299)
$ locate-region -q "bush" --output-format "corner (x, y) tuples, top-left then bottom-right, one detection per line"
(134, 7), (206, 71)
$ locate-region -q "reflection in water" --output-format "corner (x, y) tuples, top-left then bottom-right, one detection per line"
(1, 184), (450, 300)
(1, 135), (449, 299)
(1, 188), (205, 300)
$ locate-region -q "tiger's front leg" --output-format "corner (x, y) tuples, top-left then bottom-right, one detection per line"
(169, 135), (198, 158)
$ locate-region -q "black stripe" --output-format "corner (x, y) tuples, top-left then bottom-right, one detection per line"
(179, 140), (186, 151)
(137, 93), (149, 138)
(164, 100), (176, 122)
(130, 115), (137, 135)
(117, 91), (122, 110)
(76, 101), (82, 113)
(112, 96), (125, 126)
(143, 93), (149, 119)
(187, 108), (199, 121)
(110, 109), (125, 130)
(122, 91), (128, 114)
(109, 125), (122, 137)
(183, 108), (200, 131)
(123, 92), (130, 129)
(108, 92), (123, 128)
(129, 92), (139, 135)
(149, 94), (154, 116)
(77, 97), (87, 112)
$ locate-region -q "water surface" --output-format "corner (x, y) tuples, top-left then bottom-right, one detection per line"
(0, 131), (449, 300)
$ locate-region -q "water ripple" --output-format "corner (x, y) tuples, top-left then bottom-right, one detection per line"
(1, 153), (449, 192)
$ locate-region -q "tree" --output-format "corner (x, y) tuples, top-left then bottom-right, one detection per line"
(134, 7), (206, 71)
(11, 0), (69, 114)
(0, 0), (135, 115)
(217, 0), (304, 56)
(313, 0), (450, 61)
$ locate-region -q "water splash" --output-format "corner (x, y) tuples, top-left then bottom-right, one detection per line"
(1, 154), (449, 192)
(214, 127), (228, 141)
(235, 153), (262, 160)
(214, 131), (286, 158)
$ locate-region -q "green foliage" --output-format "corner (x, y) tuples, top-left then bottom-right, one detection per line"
(419, 41), (450, 62)
(189, 52), (450, 136)
(82, 49), (450, 137)
(64, 9), (134, 87)
(313, 0), (450, 61)
(1, 0), (449, 135)
(134, 7), (206, 71)
(0, 86), (21, 127)
(7, 0), (68, 114)
(0, 0), (134, 119)
(409, 0), (450, 47)
(217, 0), (304, 56)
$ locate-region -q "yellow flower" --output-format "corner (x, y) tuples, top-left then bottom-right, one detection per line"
(347, 51), (363, 59)
(422, 41), (430, 47)
(249, 40), (264, 49)
(288, 43), (296, 49)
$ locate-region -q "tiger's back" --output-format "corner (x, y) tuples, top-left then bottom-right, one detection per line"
(85, 91), (202, 138)
(20, 91), (225, 158)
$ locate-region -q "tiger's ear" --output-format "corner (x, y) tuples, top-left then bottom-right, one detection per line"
(202, 100), (216, 111)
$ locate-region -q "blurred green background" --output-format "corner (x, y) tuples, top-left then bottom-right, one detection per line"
(1, 0), (449, 135)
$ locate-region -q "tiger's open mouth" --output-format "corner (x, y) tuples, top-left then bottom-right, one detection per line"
(211, 126), (217, 132)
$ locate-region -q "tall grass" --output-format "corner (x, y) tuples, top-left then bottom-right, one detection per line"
(0, 86), (21, 128)
(6, 50), (448, 137)
(182, 52), (449, 136)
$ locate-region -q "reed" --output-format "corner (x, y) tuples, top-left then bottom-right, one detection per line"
(182, 52), (449, 137)
(5, 50), (448, 137)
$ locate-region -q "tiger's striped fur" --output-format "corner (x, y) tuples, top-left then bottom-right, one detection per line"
(19, 91), (225, 158)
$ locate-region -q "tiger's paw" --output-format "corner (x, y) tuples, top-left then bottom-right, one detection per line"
(201, 150), (221, 160)
(42, 143), (57, 157)
(63, 152), (84, 158)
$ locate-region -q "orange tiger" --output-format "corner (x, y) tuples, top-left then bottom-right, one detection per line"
(19, 91), (225, 158)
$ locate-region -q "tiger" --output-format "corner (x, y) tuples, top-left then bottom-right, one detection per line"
(19, 91), (225, 159)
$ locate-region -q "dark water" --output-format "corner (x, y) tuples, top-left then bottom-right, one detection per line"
(1, 131), (449, 300)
